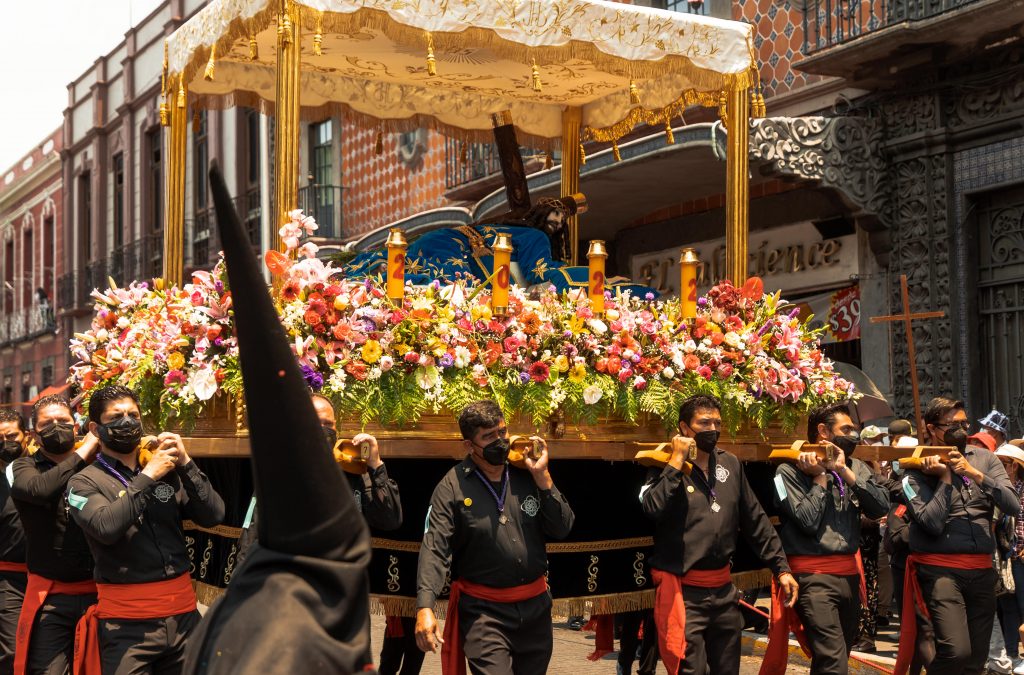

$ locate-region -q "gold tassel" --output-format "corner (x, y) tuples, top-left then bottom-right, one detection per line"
(612, 139), (621, 162)
(159, 100), (169, 127)
(177, 75), (185, 109)
(629, 79), (640, 105)
(374, 130), (384, 155)
(460, 142), (468, 165)
(249, 34), (259, 60)
(579, 142), (586, 166)
(665, 121), (675, 145)
(313, 13), (323, 56)
(160, 41), (169, 126)
(204, 43), (216, 81)
(531, 59), (542, 93)
(544, 152), (553, 170)
(192, 110), (201, 134)
(281, 3), (293, 45)
(426, 32), (437, 76)
(718, 91), (728, 128)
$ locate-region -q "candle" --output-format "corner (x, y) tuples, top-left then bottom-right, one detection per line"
(679, 247), (699, 321)
(385, 229), (408, 302)
(491, 232), (513, 316)
(587, 240), (608, 315)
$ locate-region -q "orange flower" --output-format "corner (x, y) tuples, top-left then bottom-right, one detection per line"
(521, 312), (541, 335)
(683, 354), (701, 371)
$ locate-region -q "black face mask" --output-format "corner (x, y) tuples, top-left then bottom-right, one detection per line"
(477, 438), (510, 467)
(833, 433), (860, 457)
(0, 440), (22, 464)
(322, 426), (338, 451)
(98, 416), (143, 454)
(943, 427), (968, 452)
(693, 430), (720, 453)
(37, 421), (76, 455)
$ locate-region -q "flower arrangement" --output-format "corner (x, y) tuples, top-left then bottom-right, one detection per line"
(68, 210), (855, 435)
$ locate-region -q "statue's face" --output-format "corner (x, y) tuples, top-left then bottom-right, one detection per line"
(544, 209), (564, 235)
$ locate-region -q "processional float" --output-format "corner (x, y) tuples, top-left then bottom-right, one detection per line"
(72, 0), (897, 614)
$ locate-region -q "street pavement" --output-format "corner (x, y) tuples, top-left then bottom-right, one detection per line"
(368, 614), (813, 674)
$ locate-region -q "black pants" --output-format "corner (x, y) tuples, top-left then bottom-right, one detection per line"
(793, 573), (860, 675)
(616, 610), (659, 675)
(27, 592), (96, 675)
(916, 564), (995, 675)
(378, 616), (424, 675)
(673, 583), (742, 675)
(0, 573), (25, 675)
(458, 591), (552, 675)
(98, 609), (200, 675)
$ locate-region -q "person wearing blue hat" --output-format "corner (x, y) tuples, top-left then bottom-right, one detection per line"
(980, 410), (1011, 449)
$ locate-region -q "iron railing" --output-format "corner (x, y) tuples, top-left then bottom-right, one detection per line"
(297, 184), (344, 239)
(187, 210), (220, 272)
(802, 0), (981, 54)
(663, 0), (711, 15)
(108, 234), (165, 287)
(236, 188), (262, 248)
(0, 304), (57, 347)
(445, 140), (503, 190)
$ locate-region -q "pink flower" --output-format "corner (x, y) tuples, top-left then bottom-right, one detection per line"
(717, 363), (734, 378)
(697, 365), (713, 380)
(164, 370), (186, 386)
(503, 337), (521, 353)
(633, 376), (647, 390)
(618, 369), (632, 383)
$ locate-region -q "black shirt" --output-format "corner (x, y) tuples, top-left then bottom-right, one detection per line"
(903, 445), (1020, 555)
(235, 463), (403, 568)
(774, 457), (890, 556)
(11, 452), (94, 582)
(0, 462), (26, 564)
(641, 447), (790, 576)
(68, 453), (225, 584)
(416, 457), (575, 610)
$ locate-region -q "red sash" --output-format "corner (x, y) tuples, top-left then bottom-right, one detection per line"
(651, 566), (732, 675)
(384, 615), (404, 638)
(583, 614), (614, 661)
(0, 562), (27, 574)
(74, 573), (196, 675)
(440, 576), (548, 675)
(759, 553), (866, 675)
(894, 553), (991, 675)
(13, 574), (97, 675)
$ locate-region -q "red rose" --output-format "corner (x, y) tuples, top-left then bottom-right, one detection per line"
(606, 356), (622, 374)
(206, 325), (222, 341)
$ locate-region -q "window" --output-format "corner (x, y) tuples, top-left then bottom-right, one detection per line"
(243, 109), (262, 246)
(191, 112), (211, 268)
(43, 216), (54, 297)
(20, 364), (33, 405)
(3, 240), (13, 315)
(79, 172), (92, 263)
(112, 153), (125, 250)
(23, 229), (33, 308)
(146, 127), (163, 233)
(308, 121), (333, 185)
(40, 357), (55, 389)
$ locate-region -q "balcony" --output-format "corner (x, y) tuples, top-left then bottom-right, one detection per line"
(0, 304), (57, 347)
(443, 139), (546, 202)
(798, 0), (1021, 83)
(109, 234), (165, 287)
(297, 185), (344, 240)
(187, 209), (220, 273)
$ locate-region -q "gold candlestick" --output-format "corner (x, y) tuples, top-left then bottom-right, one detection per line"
(491, 233), (513, 316)
(679, 248), (699, 321)
(587, 240), (608, 316)
(385, 229), (408, 303)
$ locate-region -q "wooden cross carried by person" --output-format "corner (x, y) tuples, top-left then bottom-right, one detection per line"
(869, 274), (946, 442)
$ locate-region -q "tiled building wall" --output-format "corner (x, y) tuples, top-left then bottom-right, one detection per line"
(734, 0), (825, 98)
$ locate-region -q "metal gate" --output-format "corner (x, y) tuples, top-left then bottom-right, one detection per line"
(977, 184), (1024, 437)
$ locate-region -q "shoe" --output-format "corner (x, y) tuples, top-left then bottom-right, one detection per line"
(1012, 657), (1024, 674)
(568, 616), (585, 631)
(851, 639), (876, 653)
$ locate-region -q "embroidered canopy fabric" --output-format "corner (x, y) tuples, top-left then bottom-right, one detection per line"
(166, 0), (756, 144)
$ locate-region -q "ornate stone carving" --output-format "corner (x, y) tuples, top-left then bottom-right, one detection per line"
(750, 116), (890, 227)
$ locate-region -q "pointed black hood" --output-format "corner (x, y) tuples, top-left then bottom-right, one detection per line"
(209, 162), (367, 559)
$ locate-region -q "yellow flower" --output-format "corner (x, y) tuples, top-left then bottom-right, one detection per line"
(568, 315), (588, 335)
(553, 355), (570, 373)
(470, 305), (492, 322)
(393, 342), (411, 356)
(569, 363), (587, 383)
(167, 352), (185, 370)
(361, 340), (382, 364)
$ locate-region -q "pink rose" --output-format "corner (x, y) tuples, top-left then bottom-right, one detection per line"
(697, 366), (713, 380)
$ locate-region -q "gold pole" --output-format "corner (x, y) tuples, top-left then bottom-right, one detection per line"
(724, 86), (750, 284)
(162, 81), (187, 287)
(561, 107), (582, 267)
(273, 0), (301, 254)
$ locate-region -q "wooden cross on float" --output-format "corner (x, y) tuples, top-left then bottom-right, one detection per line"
(869, 274), (946, 442)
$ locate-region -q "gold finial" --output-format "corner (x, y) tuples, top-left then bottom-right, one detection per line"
(204, 43), (216, 81)
(612, 139), (621, 162)
(665, 121), (675, 145)
(426, 32), (437, 76)
(280, 1), (293, 45)
(545, 151), (553, 170)
(718, 91), (728, 127)
(531, 59), (542, 93)
(159, 100), (170, 127)
(249, 33), (259, 60)
(313, 12), (324, 56)
(177, 74), (185, 108)
(385, 228), (408, 249)
(579, 142), (586, 165)
(629, 79), (640, 105)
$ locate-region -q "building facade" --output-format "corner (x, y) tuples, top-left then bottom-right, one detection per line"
(0, 128), (64, 411)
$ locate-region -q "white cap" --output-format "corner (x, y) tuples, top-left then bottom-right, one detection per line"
(894, 436), (919, 448)
(995, 443), (1024, 468)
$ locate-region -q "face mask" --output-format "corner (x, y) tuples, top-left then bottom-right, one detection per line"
(833, 433), (860, 457)
(477, 438), (510, 467)
(943, 427), (968, 452)
(37, 421), (76, 455)
(322, 426), (338, 451)
(0, 440), (22, 464)
(693, 430), (720, 453)
(98, 416), (143, 454)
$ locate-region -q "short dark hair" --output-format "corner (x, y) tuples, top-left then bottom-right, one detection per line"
(31, 395), (72, 429)
(0, 408), (25, 431)
(923, 397), (965, 427)
(458, 400), (504, 440)
(807, 402), (852, 443)
(678, 395), (721, 427)
(88, 386), (140, 424)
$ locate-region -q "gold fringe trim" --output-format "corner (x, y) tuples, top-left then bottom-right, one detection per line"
(370, 537), (421, 552)
(167, 3), (755, 140)
(545, 536), (653, 553)
(184, 521), (244, 538)
(580, 89), (719, 144)
(193, 579), (226, 606)
(732, 568), (774, 591)
(555, 590), (654, 617)
(204, 43), (216, 81)
(313, 11), (324, 56)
